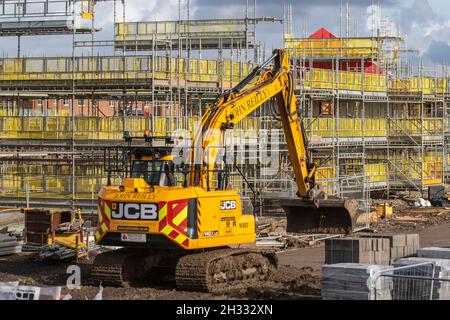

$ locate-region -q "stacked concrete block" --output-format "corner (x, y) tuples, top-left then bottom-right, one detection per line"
(361, 234), (420, 264)
(406, 234), (420, 257)
(418, 247), (450, 260)
(321, 264), (393, 300)
(393, 257), (450, 300)
(325, 238), (390, 265)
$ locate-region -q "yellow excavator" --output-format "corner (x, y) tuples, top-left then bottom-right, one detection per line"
(91, 49), (358, 292)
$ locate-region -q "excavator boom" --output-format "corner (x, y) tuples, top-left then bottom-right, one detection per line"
(189, 49), (358, 234)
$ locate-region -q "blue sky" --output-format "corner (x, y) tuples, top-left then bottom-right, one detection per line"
(1, 0), (449, 67)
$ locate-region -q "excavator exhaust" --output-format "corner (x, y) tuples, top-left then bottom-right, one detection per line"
(282, 198), (359, 234)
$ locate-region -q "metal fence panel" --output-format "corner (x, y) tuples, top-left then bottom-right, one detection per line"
(370, 262), (450, 300)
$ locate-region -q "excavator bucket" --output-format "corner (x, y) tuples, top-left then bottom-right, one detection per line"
(282, 198), (359, 234)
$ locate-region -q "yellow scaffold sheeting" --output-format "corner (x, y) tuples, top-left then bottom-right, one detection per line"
(0, 116), (261, 140)
(389, 118), (443, 136)
(116, 21), (247, 38)
(0, 173), (120, 199)
(306, 118), (387, 137)
(0, 56), (254, 84)
(423, 154), (443, 186)
(285, 38), (379, 57)
(307, 118), (442, 138)
(315, 166), (335, 194)
(388, 77), (448, 94)
(303, 69), (387, 92)
(390, 153), (443, 185)
(366, 163), (387, 183)
(301, 68), (446, 95)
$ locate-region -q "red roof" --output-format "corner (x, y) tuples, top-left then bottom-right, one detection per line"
(309, 27), (337, 39)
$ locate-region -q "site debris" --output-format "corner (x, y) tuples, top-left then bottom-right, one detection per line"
(0, 234), (22, 257)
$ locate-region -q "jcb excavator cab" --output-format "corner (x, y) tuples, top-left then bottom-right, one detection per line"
(131, 159), (176, 187)
(123, 134), (181, 188)
(104, 134), (179, 188)
(106, 133), (233, 192)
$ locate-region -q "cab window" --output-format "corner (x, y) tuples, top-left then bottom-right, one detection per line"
(131, 160), (163, 186)
(131, 160), (179, 187)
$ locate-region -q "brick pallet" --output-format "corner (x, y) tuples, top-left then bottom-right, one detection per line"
(361, 234), (420, 264)
(321, 263), (393, 300)
(325, 238), (391, 265)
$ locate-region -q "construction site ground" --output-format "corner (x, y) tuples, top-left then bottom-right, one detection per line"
(1, 202), (450, 300)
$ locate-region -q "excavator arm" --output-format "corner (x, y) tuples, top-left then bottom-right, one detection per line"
(190, 49), (316, 197)
(189, 49), (358, 234)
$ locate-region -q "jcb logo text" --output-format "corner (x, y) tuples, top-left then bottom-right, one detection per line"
(111, 203), (158, 220)
(220, 200), (237, 210)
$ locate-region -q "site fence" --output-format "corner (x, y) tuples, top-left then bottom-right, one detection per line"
(370, 262), (450, 300)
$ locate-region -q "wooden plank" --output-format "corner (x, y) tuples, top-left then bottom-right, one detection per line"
(398, 209), (449, 215)
(393, 216), (428, 222)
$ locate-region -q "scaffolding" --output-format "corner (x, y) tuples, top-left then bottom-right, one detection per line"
(0, 55), (254, 94)
(114, 18), (282, 52)
(0, 0), (449, 218)
(0, 0), (275, 210)
(279, 1), (448, 209)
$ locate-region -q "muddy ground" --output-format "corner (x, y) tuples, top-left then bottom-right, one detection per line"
(1, 200), (450, 300)
(0, 253), (320, 300)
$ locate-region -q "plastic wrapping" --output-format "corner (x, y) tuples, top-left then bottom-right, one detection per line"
(321, 263), (393, 300)
(0, 234), (22, 256)
(418, 247), (450, 260)
(0, 283), (61, 300)
(393, 258), (450, 300)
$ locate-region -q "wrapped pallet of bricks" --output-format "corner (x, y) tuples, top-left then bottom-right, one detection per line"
(361, 234), (420, 264)
(0, 234), (22, 257)
(393, 257), (450, 300)
(325, 238), (390, 265)
(321, 264), (393, 300)
(417, 247), (450, 260)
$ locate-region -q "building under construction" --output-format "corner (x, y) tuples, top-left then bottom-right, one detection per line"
(0, 0), (448, 224)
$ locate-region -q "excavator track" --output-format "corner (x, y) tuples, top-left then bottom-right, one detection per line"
(175, 249), (278, 293)
(91, 248), (278, 292)
(91, 248), (183, 287)
(90, 249), (136, 287)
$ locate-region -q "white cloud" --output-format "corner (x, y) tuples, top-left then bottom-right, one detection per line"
(398, 0), (450, 57)
(96, 0), (198, 27)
